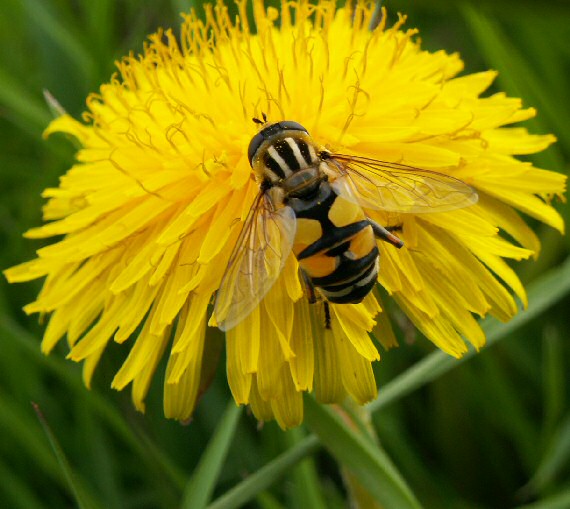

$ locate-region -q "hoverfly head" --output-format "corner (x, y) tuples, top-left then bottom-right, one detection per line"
(248, 118), (309, 167)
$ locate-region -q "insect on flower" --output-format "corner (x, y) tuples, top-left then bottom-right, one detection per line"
(213, 116), (479, 331)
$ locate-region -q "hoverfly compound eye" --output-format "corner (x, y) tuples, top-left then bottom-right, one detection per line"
(278, 121), (308, 133)
(248, 132), (265, 167)
(248, 120), (309, 167)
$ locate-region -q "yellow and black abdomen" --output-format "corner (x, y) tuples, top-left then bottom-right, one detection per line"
(289, 182), (379, 304)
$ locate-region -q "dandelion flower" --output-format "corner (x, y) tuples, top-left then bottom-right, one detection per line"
(5, 0), (566, 429)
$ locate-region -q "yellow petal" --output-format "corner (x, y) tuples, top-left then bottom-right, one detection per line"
(289, 299), (314, 392)
(111, 304), (169, 392)
(82, 346), (105, 389)
(313, 310), (345, 404)
(226, 330), (252, 405)
(482, 129), (556, 155)
(396, 294), (468, 358)
(270, 366), (304, 429)
(44, 114), (90, 143)
(164, 311), (207, 420)
(331, 304), (380, 361)
(331, 319), (378, 404)
(131, 326), (171, 412)
(249, 376), (275, 423)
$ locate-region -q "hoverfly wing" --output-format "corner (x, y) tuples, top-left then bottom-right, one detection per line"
(214, 190), (296, 331)
(328, 154), (478, 213)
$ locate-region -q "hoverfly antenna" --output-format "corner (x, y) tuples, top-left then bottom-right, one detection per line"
(252, 112), (268, 125)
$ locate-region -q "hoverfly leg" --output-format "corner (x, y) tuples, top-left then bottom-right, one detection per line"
(368, 218), (404, 248)
(299, 268), (318, 304)
(323, 301), (332, 330)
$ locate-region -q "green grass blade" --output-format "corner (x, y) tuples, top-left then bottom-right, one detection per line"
(0, 459), (45, 509)
(0, 314), (187, 491)
(522, 413), (570, 496)
(81, 0), (116, 65)
(515, 488), (570, 509)
(0, 391), (61, 482)
(171, 0), (197, 14)
(304, 397), (421, 509)
(32, 402), (102, 509)
(0, 66), (51, 133)
(22, 0), (96, 82)
(206, 436), (320, 509)
(543, 326), (566, 435)
(283, 427), (328, 509)
(181, 402), (242, 509)
(370, 256), (570, 412)
(461, 4), (567, 164)
(256, 491), (286, 509)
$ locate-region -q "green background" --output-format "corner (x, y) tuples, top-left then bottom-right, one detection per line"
(1, 1), (569, 508)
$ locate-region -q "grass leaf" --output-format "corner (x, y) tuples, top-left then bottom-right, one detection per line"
(206, 436), (320, 509)
(21, 0), (96, 82)
(515, 487), (570, 509)
(181, 402), (242, 509)
(304, 397), (421, 509)
(0, 314), (188, 492)
(370, 256), (570, 413)
(283, 427), (328, 509)
(0, 66), (51, 133)
(522, 413), (570, 496)
(32, 402), (101, 509)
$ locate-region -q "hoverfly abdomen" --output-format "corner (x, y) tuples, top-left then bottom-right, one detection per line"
(290, 184), (380, 305)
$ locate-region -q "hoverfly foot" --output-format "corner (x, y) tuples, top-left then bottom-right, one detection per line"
(368, 218), (404, 249)
(299, 268), (318, 304)
(324, 301), (332, 330)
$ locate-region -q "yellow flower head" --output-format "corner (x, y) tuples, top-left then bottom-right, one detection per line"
(5, 0), (566, 429)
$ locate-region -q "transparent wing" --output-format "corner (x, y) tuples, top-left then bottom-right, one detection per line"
(328, 153), (478, 213)
(213, 190), (296, 331)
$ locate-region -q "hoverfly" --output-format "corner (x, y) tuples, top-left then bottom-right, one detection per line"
(213, 117), (478, 331)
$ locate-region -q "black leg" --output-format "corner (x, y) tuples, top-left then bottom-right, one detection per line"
(324, 301), (331, 329)
(299, 269), (318, 304)
(368, 218), (404, 248)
